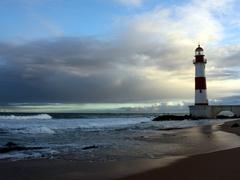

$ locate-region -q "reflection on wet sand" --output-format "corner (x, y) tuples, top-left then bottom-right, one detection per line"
(137, 124), (240, 157)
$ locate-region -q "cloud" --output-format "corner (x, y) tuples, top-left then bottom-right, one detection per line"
(0, 0), (240, 104)
(0, 36), (193, 103)
(118, 101), (190, 113)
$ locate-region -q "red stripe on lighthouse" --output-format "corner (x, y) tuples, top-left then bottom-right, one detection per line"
(195, 55), (204, 63)
(195, 77), (206, 89)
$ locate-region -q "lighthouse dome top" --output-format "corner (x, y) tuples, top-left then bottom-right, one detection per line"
(195, 45), (204, 56)
(195, 45), (203, 51)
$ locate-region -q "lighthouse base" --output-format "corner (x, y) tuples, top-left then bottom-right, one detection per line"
(189, 105), (240, 119)
(189, 105), (212, 118)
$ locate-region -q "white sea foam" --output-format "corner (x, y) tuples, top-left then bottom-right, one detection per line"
(0, 116), (151, 134)
(10, 127), (56, 134)
(0, 114), (52, 120)
(0, 149), (58, 161)
(0, 115), (233, 135)
(155, 119), (233, 130)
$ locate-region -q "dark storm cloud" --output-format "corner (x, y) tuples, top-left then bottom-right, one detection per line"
(1, 35), (240, 103)
(0, 37), (185, 103)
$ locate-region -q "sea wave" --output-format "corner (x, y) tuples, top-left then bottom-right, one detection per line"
(0, 116), (233, 135)
(0, 114), (52, 120)
(127, 119), (233, 131)
(0, 117), (151, 134)
(0, 148), (58, 161)
(10, 127), (56, 134)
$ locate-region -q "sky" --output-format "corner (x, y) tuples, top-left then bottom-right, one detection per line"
(1, 0), (240, 112)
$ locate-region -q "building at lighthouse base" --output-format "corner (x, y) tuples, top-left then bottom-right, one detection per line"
(189, 105), (240, 119)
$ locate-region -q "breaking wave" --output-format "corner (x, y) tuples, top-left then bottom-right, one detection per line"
(0, 117), (151, 134)
(10, 127), (56, 134)
(0, 114), (52, 120)
(0, 115), (232, 135)
(0, 148), (58, 161)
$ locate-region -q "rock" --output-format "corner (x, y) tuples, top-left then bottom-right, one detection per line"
(0, 142), (43, 153)
(82, 145), (98, 150)
(231, 123), (240, 128)
(5, 142), (17, 148)
(152, 115), (190, 121)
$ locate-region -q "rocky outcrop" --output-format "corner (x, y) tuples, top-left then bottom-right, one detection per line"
(152, 115), (191, 121)
(0, 142), (43, 153)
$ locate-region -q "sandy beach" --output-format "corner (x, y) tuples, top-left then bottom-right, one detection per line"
(121, 147), (240, 180)
(1, 119), (240, 180)
(121, 120), (240, 180)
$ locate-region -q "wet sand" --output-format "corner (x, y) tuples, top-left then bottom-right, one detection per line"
(121, 119), (240, 180)
(1, 120), (240, 180)
(220, 119), (240, 136)
(121, 147), (240, 180)
(0, 157), (185, 180)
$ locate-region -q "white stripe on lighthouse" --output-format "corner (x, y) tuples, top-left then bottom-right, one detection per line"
(195, 63), (205, 77)
(195, 90), (208, 105)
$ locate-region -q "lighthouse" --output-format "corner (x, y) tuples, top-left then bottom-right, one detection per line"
(193, 45), (208, 105)
(190, 45), (240, 119)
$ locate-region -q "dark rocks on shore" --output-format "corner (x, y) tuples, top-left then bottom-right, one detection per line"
(152, 115), (191, 121)
(153, 114), (240, 121)
(217, 115), (238, 119)
(0, 142), (43, 153)
(231, 123), (240, 128)
(82, 145), (98, 150)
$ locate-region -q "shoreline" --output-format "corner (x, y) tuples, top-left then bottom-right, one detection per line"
(119, 147), (240, 180)
(120, 119), (240, 180)
(1, 119), (240, 179)
(0, 156), (186, 180)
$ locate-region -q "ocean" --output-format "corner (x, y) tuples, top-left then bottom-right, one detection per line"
(0, 113), (238, 161)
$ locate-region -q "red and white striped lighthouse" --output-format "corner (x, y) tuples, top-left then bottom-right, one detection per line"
(193, 45), (208, 105)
